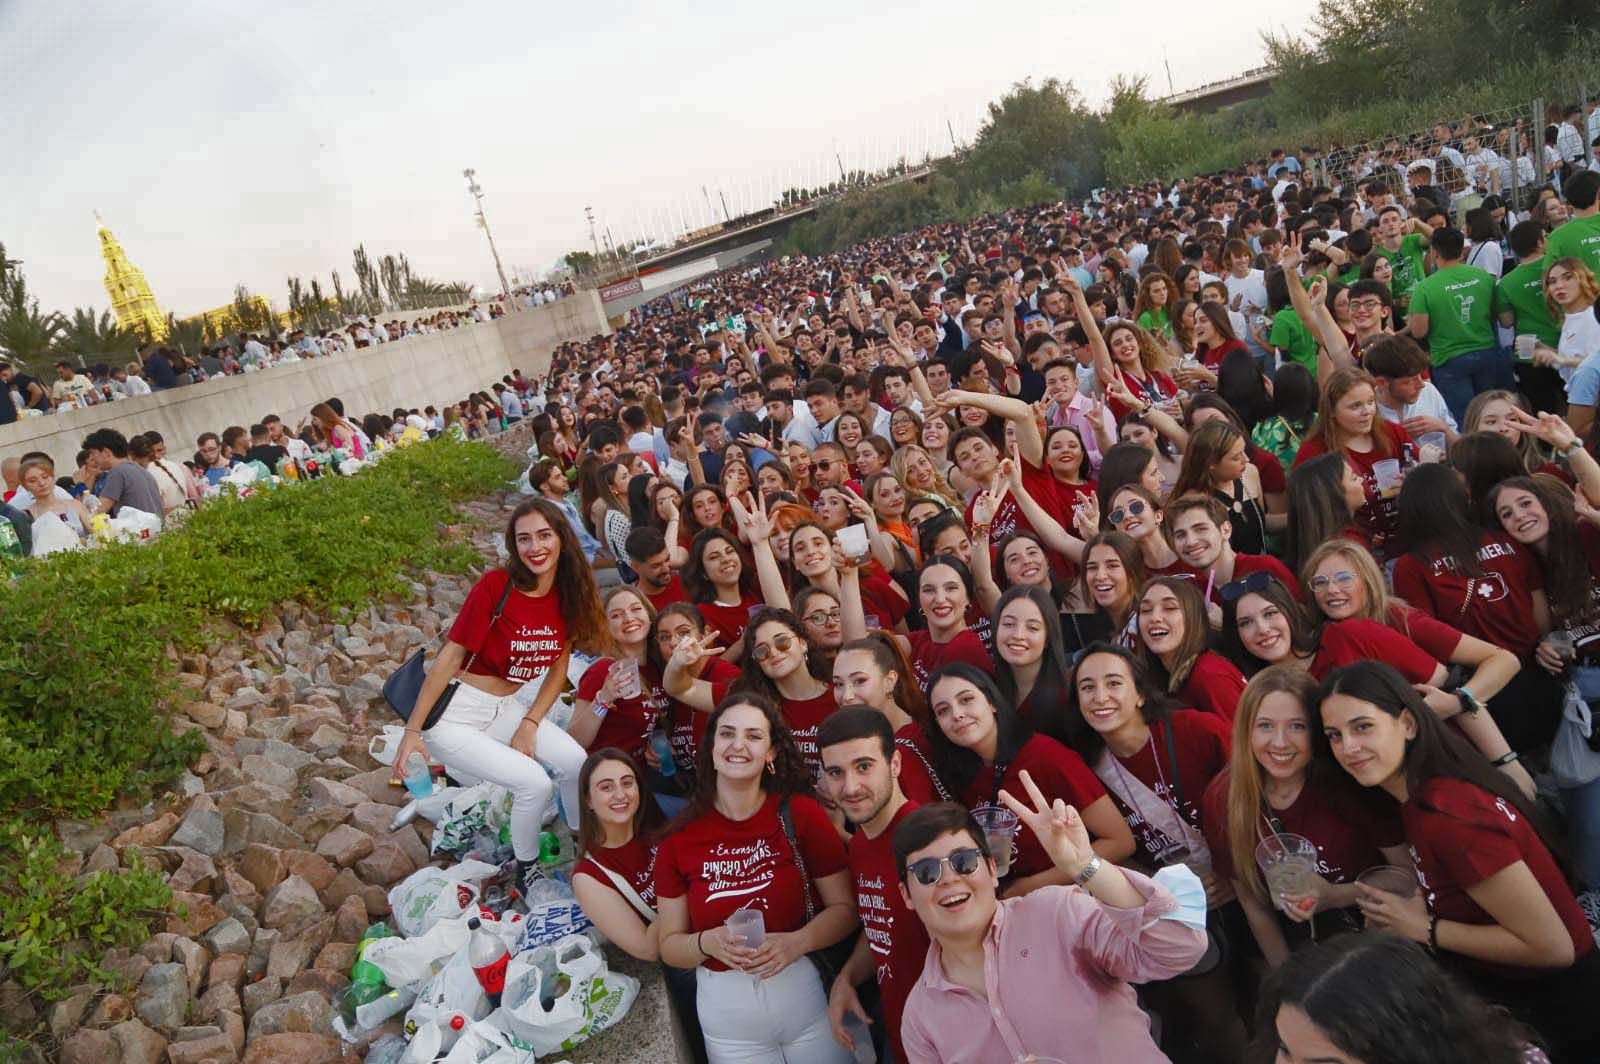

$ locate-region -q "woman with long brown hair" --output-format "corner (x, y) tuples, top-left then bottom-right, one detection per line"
(393, 498), (610, 878)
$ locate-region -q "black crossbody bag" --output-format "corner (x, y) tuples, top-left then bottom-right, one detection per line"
(382, 579), (513, 731)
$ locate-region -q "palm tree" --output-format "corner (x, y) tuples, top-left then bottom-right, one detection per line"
(162, 313), (205, 357)
(55, 306), (139, 364)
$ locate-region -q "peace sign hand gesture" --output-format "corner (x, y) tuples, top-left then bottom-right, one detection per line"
(998, 769), (1095, 878)
(670, 630), (724, 673)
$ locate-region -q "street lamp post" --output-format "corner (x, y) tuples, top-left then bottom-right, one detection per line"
(463, 168), (514, 307)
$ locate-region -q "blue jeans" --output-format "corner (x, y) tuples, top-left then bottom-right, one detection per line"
(1561, 666), (1600, 890)
(1431, 345), (1514, 427)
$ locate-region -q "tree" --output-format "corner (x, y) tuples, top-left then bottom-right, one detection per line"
(54, 307), (138, 363)
(162, 313), (204, 357)
(352, 245), (383, 311)
(562, 250), (597, 274)
(0, 243), (63, 370)
(959, 78), (1107, 199)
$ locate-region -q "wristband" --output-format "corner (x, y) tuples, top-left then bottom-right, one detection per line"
(1073, 854), (1103, 887)
(1491, 750), (1520, 767)
(1455, 685), (1483, 716)
(696, 931), (708, 958)
(971, 523), (993, 540)
(1428, 914), (1440, 952)
(1562, 441), (1585, 459)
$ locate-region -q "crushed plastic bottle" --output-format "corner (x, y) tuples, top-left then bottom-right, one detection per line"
(363, 1033), (408, 1064)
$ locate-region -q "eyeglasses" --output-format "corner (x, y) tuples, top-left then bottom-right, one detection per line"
(751, 632), (796, 661)
(803, 608), (842, 628)
(1309, 570), (1358, 592)
(1349, 298), (1386, 312)
(814, 460), (836, 470)
(1219, 569), (1274, 603)
(905, 846), (985, 886)
(1108, 499), (1147, 526)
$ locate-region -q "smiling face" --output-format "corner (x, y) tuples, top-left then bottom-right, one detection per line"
(605, 590), (651, 648)
(890, 409), (919, 445)
(1000, 537), (1049, 589)
(750, 620), (807, 682)
(1045, 429), (1084, 480)
(1137, 584), (1187, 660)
(1108, 487), (1159, 541)
(1320, 692), (1413, 790)
(919, 563), (969, 633)
(903, 448), (936, 490)
(1494, 486), (1549, 545)
(756, 464), (786, 497)
(1074, 651), (1143, 737)
(1309, 555), (1365, 620)
(820, 736), (897, 827)
(513, 510), (562, 579)
(799, 592), (843, 647)
(922, 415), (949, 451)
(586, 758), (640, 833)
(1169, 508), (1226, 570)
(786, 444), (812, 480)
(836, 417), (863, 450)
(1235, 591), (1294, 664)
(1333, 383), (1377, 438)
(898, 828), (999, 944)
(711, 703), (775, 782)
(1109, 327), (1142, 368)
(1252, 691), (1312, 783)
(1084, 544), (1130, 611)
(995, 595), (1047, 669)
(832, 647), (896, 710)
(930, 674), (998, 755)
(700, 536), (743, 588)
(855, 441), (885, 477)
(790, 525), (832, 578)
(870, 475), (905, 519)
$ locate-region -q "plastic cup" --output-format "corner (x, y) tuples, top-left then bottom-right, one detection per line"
(1417, 431), (1447, 464)
(1256, 832), (1320, 911)
(1356, 865), (1417, 898)
(1515, 334), (1536, 361)
(725, 907), (765, 950)
(971, 805), (1020, 878)
(613, 658), (641, 700)
(837, 523), (870, 559)
(1546, 630), (1576, 664)
(1373, 459), (1403, 500)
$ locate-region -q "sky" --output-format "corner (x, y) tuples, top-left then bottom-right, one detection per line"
(1, 0), (1319, 317)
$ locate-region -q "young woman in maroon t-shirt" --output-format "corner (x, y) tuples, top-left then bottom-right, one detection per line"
(1137, 576), (1248, 723)
(395, 498), (609, 873)
(926, 662), (1133, 896)
(828, 635), (949, 805)
(572, 587), (668, 765)
(649, 604), (740, 780)
(1200, 666), (1408, 967)
(682, 527), (761, 661)
(889, 556), (993, 692)
(1321, 661), (1600, 1061)
(654, 693), (856, 1063)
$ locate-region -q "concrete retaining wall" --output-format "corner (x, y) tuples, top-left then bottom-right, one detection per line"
(0, 291), (607, 471)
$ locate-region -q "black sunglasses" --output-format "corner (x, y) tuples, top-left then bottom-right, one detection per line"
(1108, 499), (1147, 526)
(1219, 569), (1274, 604)
(905, 846), (985, 886)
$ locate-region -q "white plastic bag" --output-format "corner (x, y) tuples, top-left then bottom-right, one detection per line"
(499, 934), (638, 1056)
(105, 506), (161, 543)
(405, 949), (490, 1052)
(362, 915), (471, 988)
(400, 1019), (441, 1063)
(368, 726), (406, 767)
(31, 515), (82, 557)
(1552, 682), (1600, 787)
(387, 861), (500, 938)
(428, 783), (513, 855)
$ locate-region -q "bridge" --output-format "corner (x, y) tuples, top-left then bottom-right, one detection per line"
(1162, 66), (1277, 114)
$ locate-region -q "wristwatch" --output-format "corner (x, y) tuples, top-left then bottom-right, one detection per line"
(1073, 855), (1103, 887)
(1455, 685), (1483, 716)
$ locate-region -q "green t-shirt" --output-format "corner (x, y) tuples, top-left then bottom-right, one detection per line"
(1494, 260), (1561, 348)
(1545, 214), (1600, 279)
(1409, 263), (1497, 366)
(1137, 307), (1171, 340)
(1376, 233), (1430, 308)
(1268, 307), (1318, 372)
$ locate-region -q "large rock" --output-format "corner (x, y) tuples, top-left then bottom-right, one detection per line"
(173, 936), (210, 996)
(314, 825), (373, 868)
(170, 797), (226, 857)
(206, 954), (247, 991)
(202, 919), (251, 958)
(262, 875), (324, 935)
(185, 701), (228, 729)
(344, 769), (407, 808)
(239, 977), (281, 1019)
(86, 992), (133, 1028)
(49, 987), (96, 1039)
(110, 1019), (168, 1064)
(264, 940), (312, 982)
(305, 777), (365, 809)
(166, 849), (218, 894)
(195, 982), (241, 1026)
(239, 755), (298, 792)
(111, 813), (179, 851)
(59, 1028), (121, 1064)
(101, 950), (152, 991)
(240, 1032), (341, 1064)
(132, 963), (187, 1032)
(245, 990), (331, 1041)
(167, 892), (226, 937)
(347, 802), (402, 838)
(311, 942), (356, 974)
(237, 845), (287, 895)
(165, 1033), (238, 1064)
(233, 739), (316, 773)
(282, 850), (338, 892)
(354, 841), (415, 886)
(331, 895), (368, 942)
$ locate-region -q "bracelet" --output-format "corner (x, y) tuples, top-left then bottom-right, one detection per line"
(1562, 441), (1585, 459)
(1456, 685), (1483, 716)
(1427, 914), (1440, 952)
(696, 930), (708, 958)
(971, 522), (993, 539)
(1073, 854), (1103, 887)
(1491, 750), (1520, 767)
(404, 727), (421, 735)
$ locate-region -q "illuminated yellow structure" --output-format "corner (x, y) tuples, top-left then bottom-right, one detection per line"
(188, 296), (279, 341)
(97, 213), (167, 340)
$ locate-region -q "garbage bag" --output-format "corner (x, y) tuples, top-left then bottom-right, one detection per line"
(31, 514), (82, 556)
(362, 915), (471, 988)
(499, 934), (638, 1056)
(429, 783), (513, 856)
(386, 861), (500, 938)
(405, 949), (490, 1052)
(510, 900), (594, 954)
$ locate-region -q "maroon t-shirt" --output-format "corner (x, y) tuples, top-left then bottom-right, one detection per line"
(1201, 770), (1403, 885)
(448, 569), (566, 684)
(962, 455), (1063, 550)
(1178, 652), (1248, 723)
(1405, 777), (1593, 978)
(1392, 533), (1544, 658)
(574, 835), (658, 911)
(695, 595), (763, 652)
(849, 802), (928, 1064)
(1097, 711), (1232, 867)
(655, 793), (848, 971)
(860, 573), (910, 630)
(892, 721), (949, 804)
(907, 628), (993, 692)
(1385, 602), (1464, 664)
(1293, 423), (1415, 562)
(957, 734), (1106, 881)
(642, 575), (688, 613)
(1310, 619), (1438, 684)
(575, 657), (671, 762)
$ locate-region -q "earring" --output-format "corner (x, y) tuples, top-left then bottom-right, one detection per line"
(764, 760), (775, 775)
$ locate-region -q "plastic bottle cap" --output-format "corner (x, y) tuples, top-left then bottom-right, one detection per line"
(467, 917), (481, 930)
(449, 1015), (465, 1030)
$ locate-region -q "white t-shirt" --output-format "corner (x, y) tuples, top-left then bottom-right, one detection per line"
(1379, 381), (1458, 432)
(1558, 305), (1600, 384)
(123, 375), (152, 396)
(1465, 240), (1503, 279)
(1224, 270), (1270, 317)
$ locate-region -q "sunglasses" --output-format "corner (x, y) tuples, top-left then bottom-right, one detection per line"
(1309, 570), (1358, 592)
(1219, 569), (1274, 603)
(751, 632), (796, 661)
(803, 608), (842, 628)
(814, 460), (836, 470)
(905, 846), (986, 886)
(1108, 499), (1148, 526)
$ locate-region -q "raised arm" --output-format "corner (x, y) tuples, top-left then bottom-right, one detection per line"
(1002, 447), (1087, 562)
(730, 494), (793, 612)
(661, 630), (724, 714)
(937, 387), (1044, 467)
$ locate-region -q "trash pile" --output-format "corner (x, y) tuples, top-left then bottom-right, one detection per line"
(340, 760), (639, 1063)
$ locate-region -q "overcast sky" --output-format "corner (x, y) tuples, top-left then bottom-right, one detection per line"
(2, 0), (1317, 316)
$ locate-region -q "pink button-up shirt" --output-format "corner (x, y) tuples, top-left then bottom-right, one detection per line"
(899, 869), (1204, 1064)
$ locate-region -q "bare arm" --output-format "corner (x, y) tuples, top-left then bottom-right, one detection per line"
(938, 387), (1044, 467)
(572, 874), (658, 961)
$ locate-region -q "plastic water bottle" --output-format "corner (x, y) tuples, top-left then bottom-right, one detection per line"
(402, 752), (432, 799)
(466, 916), (511, 1007)
(650, 726), (676, 777)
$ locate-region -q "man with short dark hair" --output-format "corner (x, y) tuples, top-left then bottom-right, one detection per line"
(1164, 494), (1298, 603)
(818, 708), (926, 1064)
(51, 361), (95, 406)
(194, 432), (236, 486)
(1362, 334), (1457, 439)
(625, 526), (686, 611)
(894, 794), (1206, 1063)
(804, 379), (842, 444)
(1408, 226), (1506, 424)
(1546, 169), (1600, 278)
(83, 428), (164, 524)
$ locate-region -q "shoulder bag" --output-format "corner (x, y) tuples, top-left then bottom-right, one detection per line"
(777, 797), (858, 987)
(382, 577), (513, 731)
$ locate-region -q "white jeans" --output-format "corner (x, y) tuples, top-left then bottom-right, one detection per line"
(423, 683), (586, 861)
(696, 963), (851, 1064)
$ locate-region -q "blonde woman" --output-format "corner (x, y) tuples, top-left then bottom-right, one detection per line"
(890, 444), (961, 507)
(1545, 256), (1600, 435)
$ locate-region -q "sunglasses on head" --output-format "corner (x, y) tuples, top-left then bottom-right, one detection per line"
(1108, 499), (1148, 526)
(1219, 569), (1274, 603)
(751, 632), (796, 661)
(905, 846), (985, 886)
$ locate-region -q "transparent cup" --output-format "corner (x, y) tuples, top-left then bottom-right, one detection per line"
(837, 523), (871, 559)
(1373, 459), (1403, 499)
(1515, 334), (1536, 361)
(612, 658), (641, 700)
(725, 907), (765, 950)
(1417, 432), (1447, 464)
(971, 805), (1020, 878)
(1255, 833), (1320, 914)
(1356, 864), (1417, 898)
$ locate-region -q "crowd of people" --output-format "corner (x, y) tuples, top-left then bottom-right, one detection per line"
(0, 366), (544, 554)
(382, 132), (1600, 1064)
(0, 303), (512, 424)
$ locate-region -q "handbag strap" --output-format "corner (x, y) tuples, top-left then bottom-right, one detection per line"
(1160, 718), (1185, 812)
(457, 576), (515, 676)
(777, 797), (816, 922)
(582, 854), (656, 923)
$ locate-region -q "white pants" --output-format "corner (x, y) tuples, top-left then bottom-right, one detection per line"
(696, 963), (851, 1064)
(423, 683), (586, 861)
